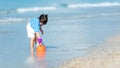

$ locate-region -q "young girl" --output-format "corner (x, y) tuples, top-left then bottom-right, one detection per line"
(26, 14), (48, 55)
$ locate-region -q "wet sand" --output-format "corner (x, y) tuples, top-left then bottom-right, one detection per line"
(59, 34), (120, 68)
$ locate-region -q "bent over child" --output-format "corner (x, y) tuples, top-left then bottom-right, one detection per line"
(26, 14), (48, 55)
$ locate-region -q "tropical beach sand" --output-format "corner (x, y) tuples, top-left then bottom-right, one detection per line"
(59, 34), (120, 68)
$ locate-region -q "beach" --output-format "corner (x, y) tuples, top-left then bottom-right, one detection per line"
(0, 0), (120, 68)
(59, 35), (120, 68)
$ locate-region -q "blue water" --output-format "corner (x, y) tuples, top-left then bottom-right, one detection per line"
(0, 0), (120, 68)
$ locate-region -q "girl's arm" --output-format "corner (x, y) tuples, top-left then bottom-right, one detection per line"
(40, 26), (44, 35)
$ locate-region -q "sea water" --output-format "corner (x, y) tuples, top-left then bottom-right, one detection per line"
(0, 0), (120, 68)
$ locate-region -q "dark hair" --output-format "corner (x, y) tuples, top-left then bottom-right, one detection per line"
(38, 14), (48, 25)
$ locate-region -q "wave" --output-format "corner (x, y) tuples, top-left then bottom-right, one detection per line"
(49, 12), (120, 21)
(0, 6), (56, 14)
(0, 2), (120, 15)
(0, 12), (120, 23)
(68, 2), (120, 8)
(0, 10), (16, 15)
(17, 6), (56, 13)
(0, 18), (29, 23)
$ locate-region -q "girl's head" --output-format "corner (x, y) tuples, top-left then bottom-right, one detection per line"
(38, 14), (48, 26)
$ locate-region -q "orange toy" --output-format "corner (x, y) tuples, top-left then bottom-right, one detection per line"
(36, 45), (46, 60)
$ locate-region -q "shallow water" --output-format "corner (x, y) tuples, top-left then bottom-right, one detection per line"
(0, 14), (120, 68)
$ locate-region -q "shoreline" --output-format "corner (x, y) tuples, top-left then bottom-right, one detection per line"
(59, 34), (120, 68)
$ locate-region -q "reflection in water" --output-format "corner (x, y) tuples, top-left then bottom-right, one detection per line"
(26, 56), (36, 68)
(26, 45), (46, 68)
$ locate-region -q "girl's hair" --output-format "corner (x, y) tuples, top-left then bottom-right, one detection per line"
(38, 14), (48, 25)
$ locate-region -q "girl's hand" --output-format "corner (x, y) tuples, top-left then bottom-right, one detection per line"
(39, 43), (42, 46)
(37, 38), (42, 43)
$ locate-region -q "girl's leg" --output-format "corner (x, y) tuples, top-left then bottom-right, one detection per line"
(35, 36), (37, 45)
(35, 34), (39, 46)
(30, 38), (35, 56)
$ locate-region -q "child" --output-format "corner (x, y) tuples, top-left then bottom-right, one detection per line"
(26, 14), (48, 55)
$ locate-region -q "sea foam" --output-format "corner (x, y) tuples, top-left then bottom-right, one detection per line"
(17, 6), (56, 13)
(68, 2), (120, 8)
(0, 18), (28, 23)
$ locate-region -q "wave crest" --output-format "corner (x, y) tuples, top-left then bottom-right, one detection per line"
(0, 12), (120, 24)
(17, 6), (56, 13)
(0, 2), (120, 15)
(0, 18), (28, 23)
(68, 2), (120, 8)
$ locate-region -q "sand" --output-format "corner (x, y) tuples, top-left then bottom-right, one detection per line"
(59, 35), (120, 68)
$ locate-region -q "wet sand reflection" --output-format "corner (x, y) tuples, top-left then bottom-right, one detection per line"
(26, 45), (47, 68)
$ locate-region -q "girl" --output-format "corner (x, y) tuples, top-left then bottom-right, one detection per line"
(26, 14), (48, 55)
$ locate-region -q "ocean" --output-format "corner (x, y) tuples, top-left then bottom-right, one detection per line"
(0, 0), (120, 68)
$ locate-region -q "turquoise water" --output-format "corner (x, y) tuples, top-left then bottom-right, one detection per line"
(0, 0), (120, 68)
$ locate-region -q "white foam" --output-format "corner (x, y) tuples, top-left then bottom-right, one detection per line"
(0, 11), (8, 14)
(0, 12), (120, 23)
(17, 6), (56, 13)
(68, 2), (120, 8)
(0, 18), (27, 23)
